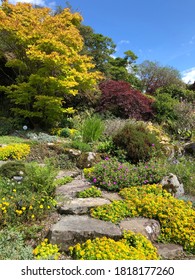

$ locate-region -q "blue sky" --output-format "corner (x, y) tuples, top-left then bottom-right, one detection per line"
(9, 0), (195, 83)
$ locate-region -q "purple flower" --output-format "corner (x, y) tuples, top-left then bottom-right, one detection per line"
(151, 143), (155, 147)
(105, 157), (109, 161)
(113, 182), (117, 185)
(93, 178), (97, 183)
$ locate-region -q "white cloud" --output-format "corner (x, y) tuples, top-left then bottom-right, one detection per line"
(9, 0), (56, 8)
(182, 67), (195, 84)
(118, 40), (130, 45)
(10, 0), (46, 5)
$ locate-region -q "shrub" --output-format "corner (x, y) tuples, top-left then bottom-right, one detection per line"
(24, 161), (58, 196)
(69, 231), (159, 260)
(152, 93), (179, 123)
(33, 238), (61, 260)
(97, 80), (154, 120)
(70, 140), (91, 152)
(0, 143), (30, 160)
(91, 184), (195, 254)
(0, 117), (15, 136)
(112, 122), (162, 163)
(77, 186), (102, 198)
(81, 115), (104, 143)
(0, 227), (33, 260)
(155, 85), (195, 103)
(0, 161), (26, 179)
(0, 179), (57, 228)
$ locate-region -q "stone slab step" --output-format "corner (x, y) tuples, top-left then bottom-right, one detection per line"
(155, 243), (184, 259)
(56, 179), (91, 199)
(58, 197), (111, 215)
(48, 215), (122, 251)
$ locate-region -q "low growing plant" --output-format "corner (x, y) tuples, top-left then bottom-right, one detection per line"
(77, 186), (102, 198)
(0, 227), (33, 260)
(33, 238), (61, 260)
(0, 143), (30, 160)
(91, 184), (195, 254)
(69, 231), (159, 260)
(85, 157), (167, 192)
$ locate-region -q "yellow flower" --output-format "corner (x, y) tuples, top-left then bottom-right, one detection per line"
(13, 189), (16, 192)
(39, 205), (43, 209)
(29, 205), (33, 210)
(31, 214), (35, 219)
(22, 207), (26, 211)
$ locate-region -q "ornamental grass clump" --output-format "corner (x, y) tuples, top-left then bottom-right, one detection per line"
(69, 231), (159, 260)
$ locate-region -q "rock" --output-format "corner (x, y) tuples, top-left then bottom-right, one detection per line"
(0, 160), (7, 167)
(56, 179), (91, 200)
(119, 217), (161, 242)
(184, 142), (195, 157)
(65, 148), (82, 158)
(56, 169), (81, 179)
(155, 243), (184, 259)
(102, 191), (122, 201)
(13, 176), (23, 182)
(76, 152), (101, 169)
(160, 173), (184, 198)
(48, 215), (122, 251)
(58, 197), (111, 215)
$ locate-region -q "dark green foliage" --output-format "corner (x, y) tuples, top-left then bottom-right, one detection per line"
(152, 93), (179, 123)
(112, 122), (162, 163)
(0, 161), (26, 179)
(71, 140), (91, 152)
(0, 117), (15, 135)
(156, 84), (195, 103)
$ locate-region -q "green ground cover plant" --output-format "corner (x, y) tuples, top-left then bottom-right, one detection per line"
(77, 186), (102, 198)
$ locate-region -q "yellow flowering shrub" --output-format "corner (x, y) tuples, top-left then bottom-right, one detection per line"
(33, 239), (61, 260)
(0, 144), (30, 160)
(69, 231), (159, 260)
(91, 184), (195, 254)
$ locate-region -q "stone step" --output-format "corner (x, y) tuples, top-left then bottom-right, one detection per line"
(58, 197), (111, 215)
(48, 215), (122, 252)
(155, 243), (184, 259)
(56, 179), (91, 200)
(119, 217), (161, 242)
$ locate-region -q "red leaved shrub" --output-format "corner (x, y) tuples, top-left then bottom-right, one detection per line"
(97, 80), (154, 120)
